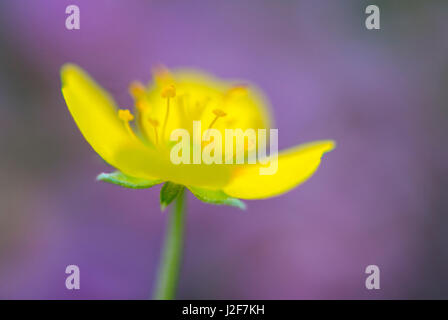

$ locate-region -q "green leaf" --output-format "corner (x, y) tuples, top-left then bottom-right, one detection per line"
(160, 182), (184, 211)
(188, 186), (246, 210)
(96, 171), (162, 189)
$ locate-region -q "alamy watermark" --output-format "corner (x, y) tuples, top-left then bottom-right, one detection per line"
(365, 5), (380, 30)
(365, 265), (380, 290)
(65, 5), (80, 30)
(169, 121), (279, 175)
(65, 265), (80, 290)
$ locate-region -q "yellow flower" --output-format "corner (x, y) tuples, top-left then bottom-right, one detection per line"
(61, 64), (334, 207)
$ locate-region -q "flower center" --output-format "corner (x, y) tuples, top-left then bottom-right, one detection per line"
(122, 76), (252, 151)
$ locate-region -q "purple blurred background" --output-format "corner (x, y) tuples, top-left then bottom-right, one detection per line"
(0, 0), (447, 299)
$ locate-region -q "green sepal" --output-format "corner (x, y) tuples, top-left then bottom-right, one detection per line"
(188, 186), (246, 210)
(160, 182), (184, 211)
(96, 171), (162, 189)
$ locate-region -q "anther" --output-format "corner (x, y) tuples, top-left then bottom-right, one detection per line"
(118, 109), (137, 139)
(129, 81), (146, 100)
(161, 84), (176, 98)
(136, 99), (150, 112)
(153, 65), (172, 81)
(212, 109), (227, 118)
(148, 118), (159, 127)
(205, 109), (228, 141)
(118, 109), (135, 122)
(225, 84), (248, 99)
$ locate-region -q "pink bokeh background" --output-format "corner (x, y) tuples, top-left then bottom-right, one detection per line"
(0, 0), (447, 299)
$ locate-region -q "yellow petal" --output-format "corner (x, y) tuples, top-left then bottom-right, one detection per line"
(223, 140), (335, 199)
(61, 63), (159, 179)
(113, 144), (232, 188)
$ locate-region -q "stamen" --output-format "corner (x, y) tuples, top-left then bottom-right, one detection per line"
(118, 109), (134, 122)
(136, 99), (150, 112)
(224, 84), (248, 100)
(161, 85), (176, 141)
(129, 81), (146, 100)
(204, 109), (227, 142)
(153, 65), (172, 83)
(161, 84), (176, 98)
(130, 82), (149, 126)
(225, 118), (237, 127)
(148, 118), (160, 145)
(213, 109), (227, 117)
(208, 109), (227, 130)
(118, 109), (138, 139)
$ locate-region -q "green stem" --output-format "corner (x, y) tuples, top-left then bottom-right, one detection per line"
(153, 188), (185, 300)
